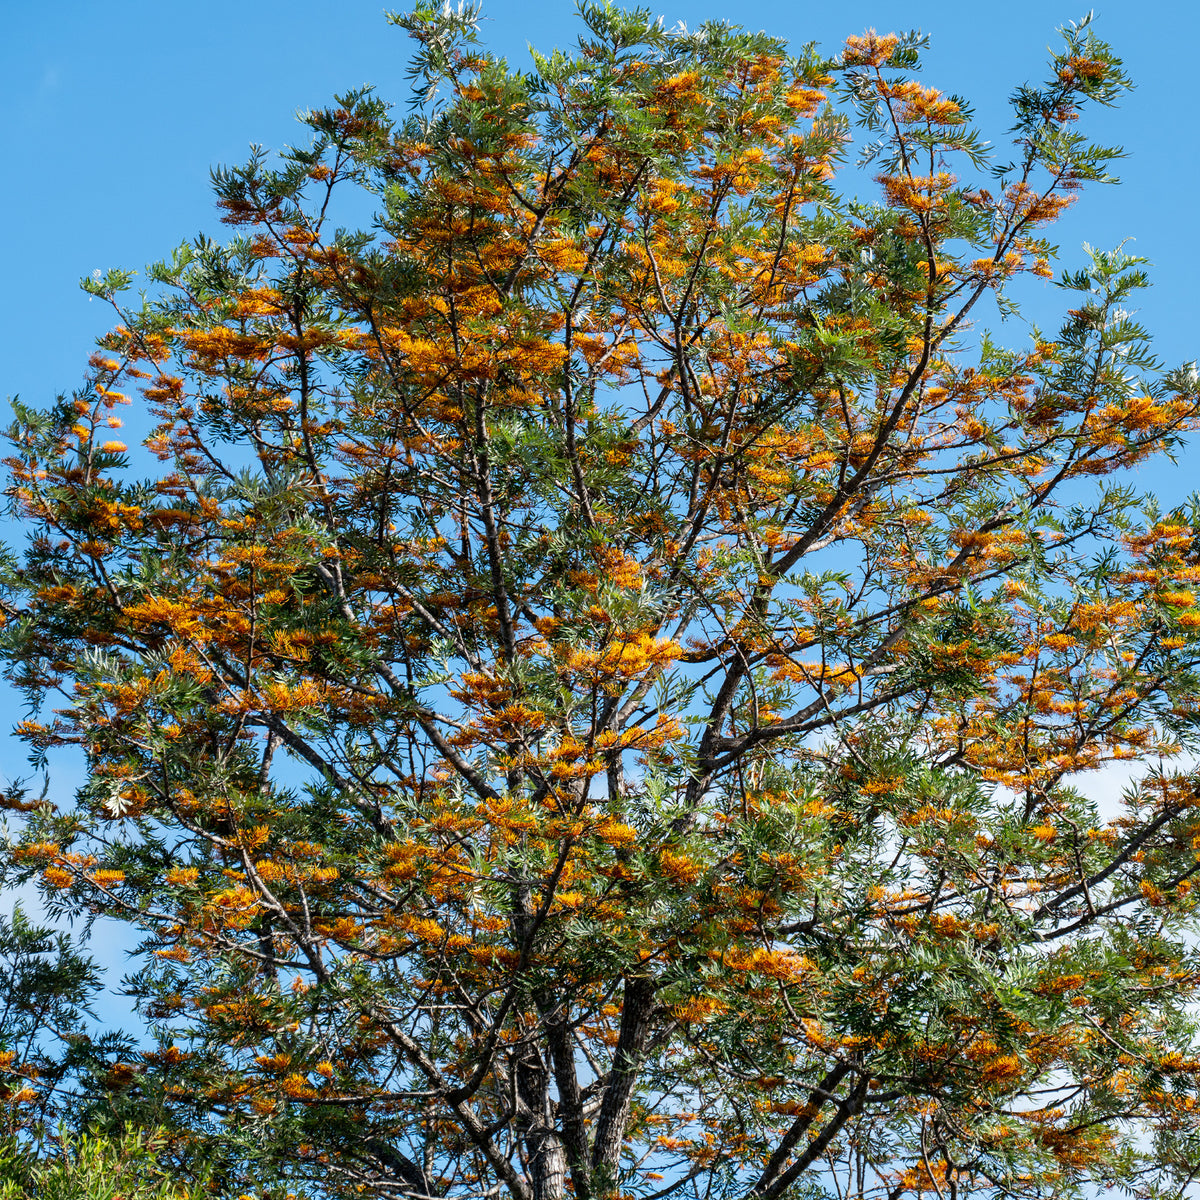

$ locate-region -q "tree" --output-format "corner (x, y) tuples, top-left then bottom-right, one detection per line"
(2, 4), (1200, 1197)
(0, 904), (219, 1195)
(0, 1128), (205, 1200)
(0, 904), (109, 1138)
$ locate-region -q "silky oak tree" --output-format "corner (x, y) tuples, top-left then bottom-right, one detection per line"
(2, 4), (1200, 1198)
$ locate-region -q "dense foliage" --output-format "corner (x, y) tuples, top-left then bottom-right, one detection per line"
(0, 1129), (202, 1200)
(3, 5), (1200, 1198)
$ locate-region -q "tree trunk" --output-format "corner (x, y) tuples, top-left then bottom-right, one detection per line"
(590, 974), (656, 1191)
(516, 1045), (567, 1200)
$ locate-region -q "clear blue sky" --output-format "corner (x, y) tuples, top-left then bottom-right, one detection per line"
(1, 0), (1197, 1009)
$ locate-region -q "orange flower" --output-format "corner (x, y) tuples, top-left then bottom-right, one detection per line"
(42, 865), (75, 889)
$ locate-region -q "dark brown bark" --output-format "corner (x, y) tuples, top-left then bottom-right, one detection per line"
(548, 1018), (593, 1200)
(750, 1062), (852, 1196)
(747, 1075), (870, 1200)
(590, 974), (656, 1189)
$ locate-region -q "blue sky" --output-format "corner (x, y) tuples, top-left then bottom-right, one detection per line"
(1, 0), (1198, 1010)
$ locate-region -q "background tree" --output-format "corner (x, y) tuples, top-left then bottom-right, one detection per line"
(0, 1128), (206, 1200)
(0, 904), (110, 1138)
(0, 905), (213, 1196)
(2, 4), (1200, 1198)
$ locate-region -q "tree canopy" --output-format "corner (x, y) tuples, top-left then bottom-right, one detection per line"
(3, 5), (1200, 1199)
